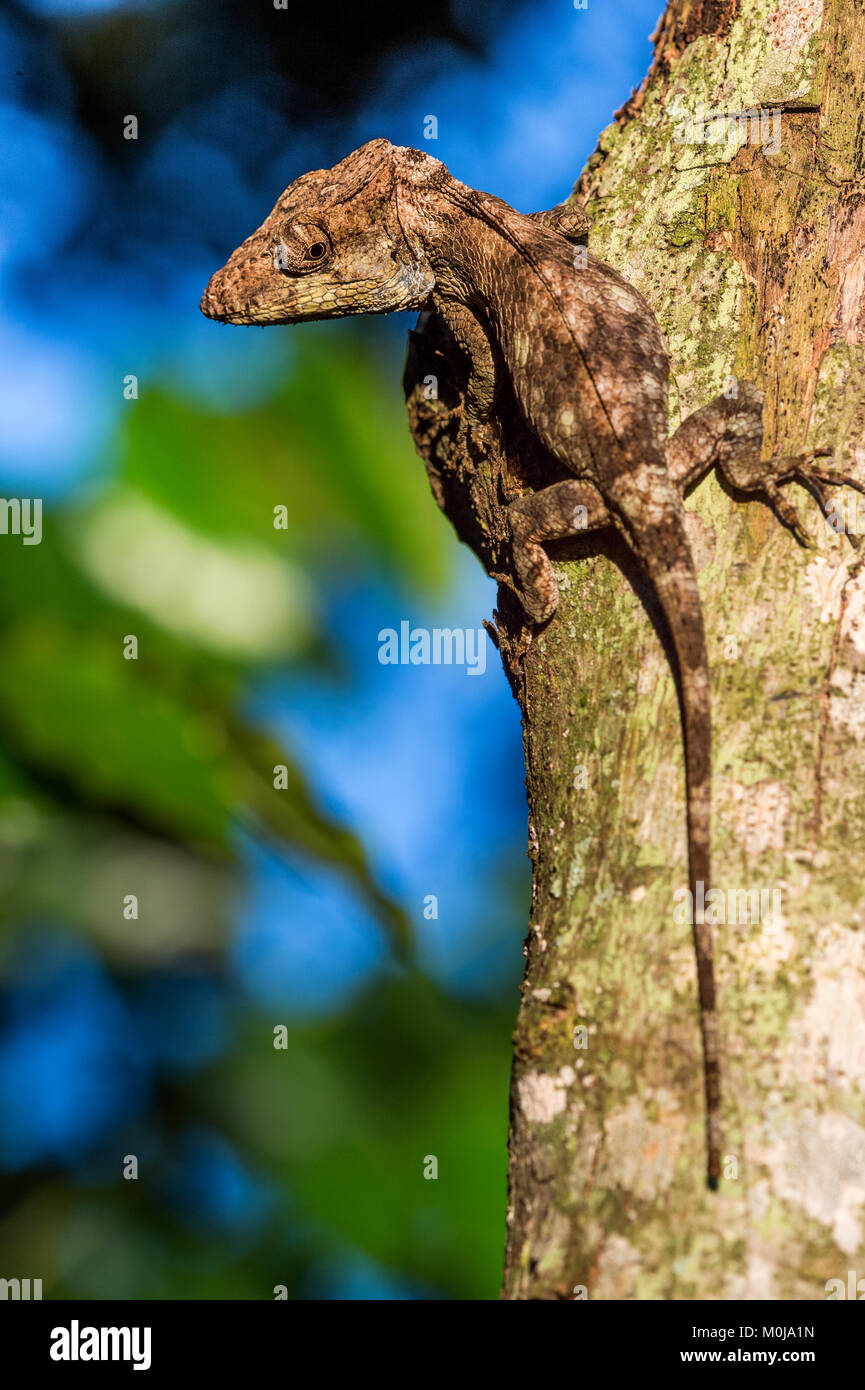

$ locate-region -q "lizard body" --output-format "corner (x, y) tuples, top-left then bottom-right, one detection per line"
(202, 138), (864, 1188)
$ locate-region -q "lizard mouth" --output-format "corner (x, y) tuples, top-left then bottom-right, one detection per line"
(199, 264), (324, 325)
(201, 258), (436, 324)
(200, 282), (280, 325)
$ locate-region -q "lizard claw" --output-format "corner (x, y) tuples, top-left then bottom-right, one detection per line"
(793, 454), (865, 542)
(750, 448), (865, 547)
(764, 480), (813, 547)
(798, 463), (865, 496)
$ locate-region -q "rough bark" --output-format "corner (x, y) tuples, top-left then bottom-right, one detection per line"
(405, 0), (865, 1300)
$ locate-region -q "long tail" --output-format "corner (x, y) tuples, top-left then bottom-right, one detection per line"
(611, 472), (721, 1189)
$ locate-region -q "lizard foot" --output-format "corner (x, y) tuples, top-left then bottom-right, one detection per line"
(719, 447), (865, 547)
(508, 479), (610, 624)
(509, 503), (560, 622)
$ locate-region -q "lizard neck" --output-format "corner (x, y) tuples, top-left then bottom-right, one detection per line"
(398, 174), (518, 312)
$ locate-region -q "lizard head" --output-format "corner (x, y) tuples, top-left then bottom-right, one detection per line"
(200, 138), (437, 325)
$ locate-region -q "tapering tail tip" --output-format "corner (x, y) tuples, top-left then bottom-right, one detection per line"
(707, 1115), (722, 1191)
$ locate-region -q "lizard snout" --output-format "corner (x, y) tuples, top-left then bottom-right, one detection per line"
(201, 217), (292, 323)
(200, 259), (265, 324)
(200, 259), (245, 322)
(200, 273), (228, 322)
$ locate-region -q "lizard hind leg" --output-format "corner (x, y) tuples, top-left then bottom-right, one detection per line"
(668, 385), (865, 544)
(508, 478), (610, 623)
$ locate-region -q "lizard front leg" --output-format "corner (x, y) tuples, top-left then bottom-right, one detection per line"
(527, 203), (590, 240)
(435, 298), (498, 423)
(509, 478), (608, 622)
(668, 383), (865, 543)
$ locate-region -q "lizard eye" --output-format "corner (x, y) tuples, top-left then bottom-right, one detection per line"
(272, 222), (332, 274)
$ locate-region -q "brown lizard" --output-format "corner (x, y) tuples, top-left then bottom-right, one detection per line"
(201, 138), (865, 1188)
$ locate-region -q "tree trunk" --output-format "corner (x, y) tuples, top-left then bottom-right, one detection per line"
(406, 0), (865, 1300)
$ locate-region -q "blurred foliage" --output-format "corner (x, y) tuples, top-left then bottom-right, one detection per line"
(0, 0), (529, 1302)
(44, 0), (498, 160)
(0, 317), (517, 1298)
(0, 503), (412, 955)
(122, 333), (449, 594)
(0, 976), (511, 1299)
(0, 327), (454, 954)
